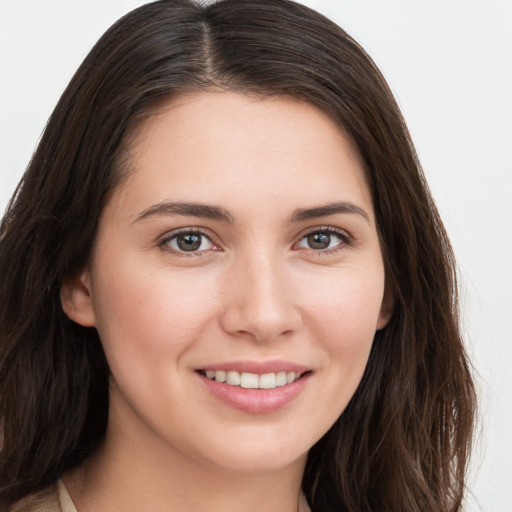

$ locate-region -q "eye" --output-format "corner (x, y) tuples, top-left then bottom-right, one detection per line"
(296, 228), (348, 251)
(161, 230), (216, 253)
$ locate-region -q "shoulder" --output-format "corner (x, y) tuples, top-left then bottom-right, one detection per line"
(9, 480), (76, 512)
(9, 485), (60, 512)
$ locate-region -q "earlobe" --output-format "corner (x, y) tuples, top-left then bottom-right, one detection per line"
(60, 268), (97, 327)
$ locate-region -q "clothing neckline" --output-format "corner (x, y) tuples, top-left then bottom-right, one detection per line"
(57, 479), (77, 512)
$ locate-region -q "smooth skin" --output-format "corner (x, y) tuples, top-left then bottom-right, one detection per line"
(61, 91), (391, 512)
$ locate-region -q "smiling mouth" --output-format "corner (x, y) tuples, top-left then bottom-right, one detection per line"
(197, 370), (309, 390)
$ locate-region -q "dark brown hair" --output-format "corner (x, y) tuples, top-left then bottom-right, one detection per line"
(0, 1), (475, 510)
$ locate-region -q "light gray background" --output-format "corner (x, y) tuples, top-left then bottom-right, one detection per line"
(1, 1), (511, 510)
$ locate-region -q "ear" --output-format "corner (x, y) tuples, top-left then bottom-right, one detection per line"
(376, 284), (394, 330)
(60, 268), (97, 327)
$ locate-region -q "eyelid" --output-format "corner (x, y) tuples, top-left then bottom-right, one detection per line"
(157, 227), (221, 255)
(293, 225), (352, 252)
(155, 225), (352, 256)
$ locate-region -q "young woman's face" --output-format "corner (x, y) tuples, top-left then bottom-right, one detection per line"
(65, 91), (390, 474)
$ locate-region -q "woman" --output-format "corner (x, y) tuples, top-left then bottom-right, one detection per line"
(0, 1), (475, 511)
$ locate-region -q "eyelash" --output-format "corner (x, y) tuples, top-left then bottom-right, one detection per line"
(158, 228), (219, 256)
(295, 226), (352, 255)
(158, 226), (352, 256)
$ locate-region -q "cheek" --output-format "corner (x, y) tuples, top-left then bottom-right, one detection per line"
(299, 265), (384, 404)
(301, 265), (385, 343)
(90, 257), (221, 361)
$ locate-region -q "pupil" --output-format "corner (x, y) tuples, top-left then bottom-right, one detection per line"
(308, 232), (330, 249)
(177, 233), (201, 251)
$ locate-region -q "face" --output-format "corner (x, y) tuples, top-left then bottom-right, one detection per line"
(63, 91), (390, 474)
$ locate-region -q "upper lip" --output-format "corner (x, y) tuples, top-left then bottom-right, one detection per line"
(198, 360), (310, 374)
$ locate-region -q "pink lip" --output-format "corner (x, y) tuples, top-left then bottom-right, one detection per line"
(199, 360), (309, 374)
(197, 362), (312, 414)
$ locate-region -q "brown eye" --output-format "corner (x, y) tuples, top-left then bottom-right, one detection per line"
(163, 231), (214, 253)
(177, 233), (202, 251)
(296, 229), (348, 251)
(307, 232), (331, 250)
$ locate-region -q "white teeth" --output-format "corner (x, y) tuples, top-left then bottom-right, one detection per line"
(276, 371), (287, 387)
(203, 369), (304, 388)
(226, 371), (241, 386)
(240, 372), (259, 389)
(259, 373), (276, 389)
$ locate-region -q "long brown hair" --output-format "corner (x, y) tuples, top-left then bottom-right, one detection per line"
(0, 1), (475, 510)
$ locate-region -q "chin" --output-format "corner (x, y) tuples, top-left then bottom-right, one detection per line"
(212, 450), (307, 474)
(189, 428), (312, 474)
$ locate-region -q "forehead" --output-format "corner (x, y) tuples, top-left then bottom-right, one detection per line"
(111, 91), (373, 222)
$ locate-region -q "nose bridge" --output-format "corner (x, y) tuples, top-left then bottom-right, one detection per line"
(220, 247), (300, 341)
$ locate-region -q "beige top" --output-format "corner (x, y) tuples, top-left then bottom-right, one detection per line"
(10, 480), (76, 512)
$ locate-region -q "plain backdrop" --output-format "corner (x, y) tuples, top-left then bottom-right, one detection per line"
(1, 1), (511, 510)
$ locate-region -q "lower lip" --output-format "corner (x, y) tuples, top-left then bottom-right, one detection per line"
(198, 372), (311, 414)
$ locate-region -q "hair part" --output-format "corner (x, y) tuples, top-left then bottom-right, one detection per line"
(0, 1), (475, 510)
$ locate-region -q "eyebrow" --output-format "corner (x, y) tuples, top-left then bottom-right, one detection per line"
(134, 200), (370, 225)
(291, 201), (371, 224)
(134, 201), (235, 224)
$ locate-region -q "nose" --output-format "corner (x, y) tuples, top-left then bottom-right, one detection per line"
(219, 250), (302, 343)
